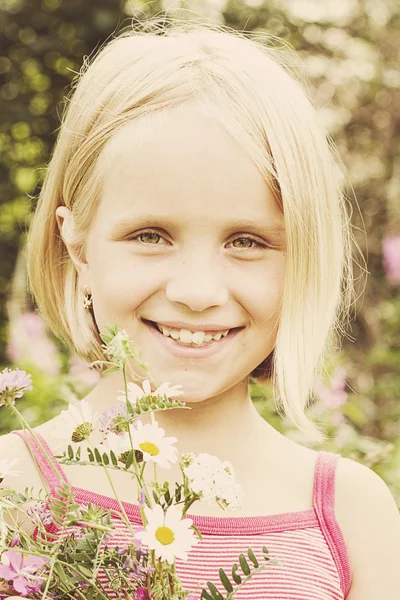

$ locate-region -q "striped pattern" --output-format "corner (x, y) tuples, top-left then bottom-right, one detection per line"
(13, 432), (353, 599)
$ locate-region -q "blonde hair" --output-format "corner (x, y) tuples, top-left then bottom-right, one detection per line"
(26, 17), (364, 444)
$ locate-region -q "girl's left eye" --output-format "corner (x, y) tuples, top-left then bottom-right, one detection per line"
(127, 229), (267, 250)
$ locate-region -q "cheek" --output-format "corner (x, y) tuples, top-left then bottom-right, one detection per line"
(89, 247), (164, 313)
(238, 258), (285, 327)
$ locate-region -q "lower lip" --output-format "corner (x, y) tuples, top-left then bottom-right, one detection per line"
(142, 320), (244, 359)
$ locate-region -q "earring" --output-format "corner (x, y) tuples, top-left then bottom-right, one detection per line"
(83, 286), (93, 310)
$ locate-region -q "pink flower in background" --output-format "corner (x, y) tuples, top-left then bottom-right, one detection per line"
(6, 312), (61, 376)
(0, 550), (48, 596)
(382, 235), (400, 284)
(315, 366), (348, 410)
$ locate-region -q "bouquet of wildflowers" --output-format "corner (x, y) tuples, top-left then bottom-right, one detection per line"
(0, 323), (279, 599)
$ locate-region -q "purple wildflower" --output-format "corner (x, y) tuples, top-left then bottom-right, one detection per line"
(99, 404), (128, 435)
(0, 369), (32, 407)
(383, 235), (400, 284)
(0, 550), (48, 596)
(26, 502), (53, 527)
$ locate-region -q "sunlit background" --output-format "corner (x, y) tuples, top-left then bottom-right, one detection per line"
(1, 0), (399, 503)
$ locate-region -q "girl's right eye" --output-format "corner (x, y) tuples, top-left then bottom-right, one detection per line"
(128, 229), (167, 245)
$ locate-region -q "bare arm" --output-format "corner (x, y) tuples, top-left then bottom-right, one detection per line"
(336, 457), (400, 599)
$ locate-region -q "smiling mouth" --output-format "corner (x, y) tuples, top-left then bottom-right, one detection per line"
(143, 319), (242, 348)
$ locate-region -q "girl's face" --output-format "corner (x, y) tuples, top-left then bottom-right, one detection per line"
(69, 106), (286, 403)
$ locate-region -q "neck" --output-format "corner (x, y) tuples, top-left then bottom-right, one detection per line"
(82, 370), (280, 461)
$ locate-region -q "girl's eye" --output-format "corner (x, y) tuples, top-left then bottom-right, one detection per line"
(228, 236), (266, 250)
(132, 230), (164, 244)
(128, 229), (267, 250)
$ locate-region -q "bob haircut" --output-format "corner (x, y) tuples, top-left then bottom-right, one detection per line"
(26, 18), (362, 444)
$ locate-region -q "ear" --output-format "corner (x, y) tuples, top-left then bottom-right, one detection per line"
(55, 206), (91, 289)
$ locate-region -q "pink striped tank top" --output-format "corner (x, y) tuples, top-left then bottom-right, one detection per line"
(13, 431), (352, 599)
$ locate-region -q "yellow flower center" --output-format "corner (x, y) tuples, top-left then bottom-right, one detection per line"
(155, 526), (175, 545)
(139, 441), (160, 456)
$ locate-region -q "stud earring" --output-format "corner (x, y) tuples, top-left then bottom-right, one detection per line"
(83, 286), (93, 310)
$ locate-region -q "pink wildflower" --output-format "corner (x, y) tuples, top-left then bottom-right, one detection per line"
(6, 312), (61, 377)
(315, 366), (348, 410)
(382, 235), (400, 284)
(0, 369), (32, 407)
(135, 588), (151, 600)
(0, 550), (48, 596)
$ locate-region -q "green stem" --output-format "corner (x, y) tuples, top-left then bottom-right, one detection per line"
(87, 438), (138, 539)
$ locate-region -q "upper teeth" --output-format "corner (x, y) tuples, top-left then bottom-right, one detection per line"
(157, 324), (230, 345)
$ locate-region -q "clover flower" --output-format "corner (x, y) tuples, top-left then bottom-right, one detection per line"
(136, 503), (198, 564)
(0, 368), (32, 408)
(51, 399), (98, 444)
(26, 502), (53, 527)
(183, 453), (244, 511)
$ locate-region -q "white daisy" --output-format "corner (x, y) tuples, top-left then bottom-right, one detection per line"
(51, 400), (98, 444)
(130, 420), (178, 468)
(102, 431), (131, 464)
(0, 458), (20, 482)
(116, 379), (184, 404)
(136, 503), (198, 564)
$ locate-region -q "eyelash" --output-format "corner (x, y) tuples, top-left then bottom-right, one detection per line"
(127, 229), (268, 250)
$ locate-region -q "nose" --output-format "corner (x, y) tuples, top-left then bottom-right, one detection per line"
(165, 255), (229, 312)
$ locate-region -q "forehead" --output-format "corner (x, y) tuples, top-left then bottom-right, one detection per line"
(93, 105), (283, 231)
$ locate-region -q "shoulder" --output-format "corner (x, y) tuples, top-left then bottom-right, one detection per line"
(334, 455), (400, 599)
(0, 430), (44, 493)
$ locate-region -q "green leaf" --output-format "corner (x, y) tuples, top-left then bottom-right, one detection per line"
(102, 452), (109, 465)
(94, 447), (102, 464)
(68, 444), (74, 460)
(219, 568), (233, 593)
(247, 548), (259, 568)
(205, 582), (224, 600)
(262, 545), (270, 561)
(87, 448), (94, 462)
(200, 591), (213, 600)
(125, 450), (134, 470)
(110, 451), (118, 467)
(239, 553), (251, 576)
(231, 563), (242, 585)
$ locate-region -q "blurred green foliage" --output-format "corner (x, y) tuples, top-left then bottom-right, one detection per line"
(1, 0), (399, 504)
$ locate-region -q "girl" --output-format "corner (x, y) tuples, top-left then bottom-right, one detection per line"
(2, 19), (400, 600)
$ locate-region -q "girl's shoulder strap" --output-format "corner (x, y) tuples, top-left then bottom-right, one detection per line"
(12, 430), (70, 492)
(313, 450), (352, 598)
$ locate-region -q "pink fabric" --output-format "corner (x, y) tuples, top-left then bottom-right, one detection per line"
(13, 430), (352, 599)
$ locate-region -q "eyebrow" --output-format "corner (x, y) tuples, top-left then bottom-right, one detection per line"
(110, 215), (285, 235)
